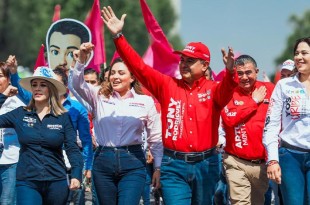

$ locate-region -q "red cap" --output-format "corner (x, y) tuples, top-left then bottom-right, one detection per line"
(174, 42), (211, 62)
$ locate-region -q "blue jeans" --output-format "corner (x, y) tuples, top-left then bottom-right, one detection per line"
(16, 179), (69, 205)
(279, 147), (310, 205)
(213, 166), (228, 205)
(160, 153), (220, 205)
(142, 163), (153, 205)
(0, 163), (17, 205)
(92, 145), (146, 205)
(91, 176), (99, 205)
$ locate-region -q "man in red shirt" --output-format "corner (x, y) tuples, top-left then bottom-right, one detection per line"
(221, 55), (274, 204)
(101, 6), (238, 204)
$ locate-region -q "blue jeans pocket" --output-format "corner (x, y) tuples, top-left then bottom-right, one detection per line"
(161, 155), (173, 167)
(279, 147), (289, 157)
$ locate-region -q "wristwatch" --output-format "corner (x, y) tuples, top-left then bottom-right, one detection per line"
(113, 32), (123, 39)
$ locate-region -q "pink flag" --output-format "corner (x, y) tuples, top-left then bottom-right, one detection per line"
(110, 51), (121, 65)
(52, 4), (61, 22)
(84, 0), (105, 73)
(34, 44), (47, 70)
(140, 0), (180, 78)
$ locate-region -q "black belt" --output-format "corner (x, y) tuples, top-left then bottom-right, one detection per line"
(227, 153), (265, 164)
(97, 144), (142, 152)
(164, 148), (216, 163)
(281, 140), (310, 152)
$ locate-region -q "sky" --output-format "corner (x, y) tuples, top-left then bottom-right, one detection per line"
(179, 0), (310, 80)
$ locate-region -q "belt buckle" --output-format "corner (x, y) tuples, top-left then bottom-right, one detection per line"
(184, 154), (196, 163)
(250, 159), (261, 164)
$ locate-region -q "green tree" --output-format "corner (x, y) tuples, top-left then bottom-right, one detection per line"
(275, 10), (310, 65)
(0, 0), (182, 70)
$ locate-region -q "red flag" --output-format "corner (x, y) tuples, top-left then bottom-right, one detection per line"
(84, 0), (105, 73)
(140, 0), (180, 78)
(34, 44), (47, 70)
(214, 69), (226, 81)
(52, 4), (61, 22)
(273, 70), (281, 84)
(110, 51), (121, 65)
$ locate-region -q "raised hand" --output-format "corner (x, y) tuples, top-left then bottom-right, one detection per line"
(6, 55), (18, 74)
(101, 6), (127, 36)
(79, 42), (94, 64)
(221, 47), (234, 72)
(3, 85), (18, 97)
(71, 42), (94, 67)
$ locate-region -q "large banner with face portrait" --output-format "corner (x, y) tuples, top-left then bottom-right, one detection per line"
(46, 18), (93, 70)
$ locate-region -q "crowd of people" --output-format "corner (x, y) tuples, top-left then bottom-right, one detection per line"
(0, 4), (309, 205)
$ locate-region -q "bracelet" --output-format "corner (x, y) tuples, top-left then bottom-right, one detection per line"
(267, 160), (278, 166)
(154, 167), (161, 172)
(113, 32), (123, 39)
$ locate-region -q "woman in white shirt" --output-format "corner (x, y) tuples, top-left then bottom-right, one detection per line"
(70, 43), (163, 205)
(263, 37), (310, 204)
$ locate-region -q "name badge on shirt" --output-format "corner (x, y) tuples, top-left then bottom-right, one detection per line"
(22, 116), (37, 127)
(47, 124), (63, 130)
(129, 102), (146, 108)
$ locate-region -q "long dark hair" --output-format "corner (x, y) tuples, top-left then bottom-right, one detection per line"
(98, 58), (144, 98)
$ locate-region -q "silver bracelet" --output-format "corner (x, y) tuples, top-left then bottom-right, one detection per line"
(113, 32), (123, 39)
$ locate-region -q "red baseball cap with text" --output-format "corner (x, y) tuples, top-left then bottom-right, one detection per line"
(174, 42), (211, 62)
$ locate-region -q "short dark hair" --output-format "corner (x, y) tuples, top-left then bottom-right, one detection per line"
(84, 68), (99, 80)
(48, 20), (90, 45)
(294, 37), (310, 55)
(0, 62), (10, 79)
(235, 55), (257, 68)
(205, 66), (213, 80)
(53, 67), (68, 87)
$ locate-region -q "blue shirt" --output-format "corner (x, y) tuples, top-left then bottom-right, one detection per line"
(63, 96), (93, 170)
(11, 73), (93, 170)
(0, 106), (83, 181)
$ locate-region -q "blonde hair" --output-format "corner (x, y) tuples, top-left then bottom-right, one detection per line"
(25, 80), (66, 116)
(98, 58), (144, 98)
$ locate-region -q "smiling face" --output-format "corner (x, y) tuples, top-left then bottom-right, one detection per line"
(294, 41), (310, 76)
(179, 55), (208, 85)
(31, 79), (50, 104)
(236, 62), (258, 92)
(49, 32), (81, 70)
(109, 62), (134, 96)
